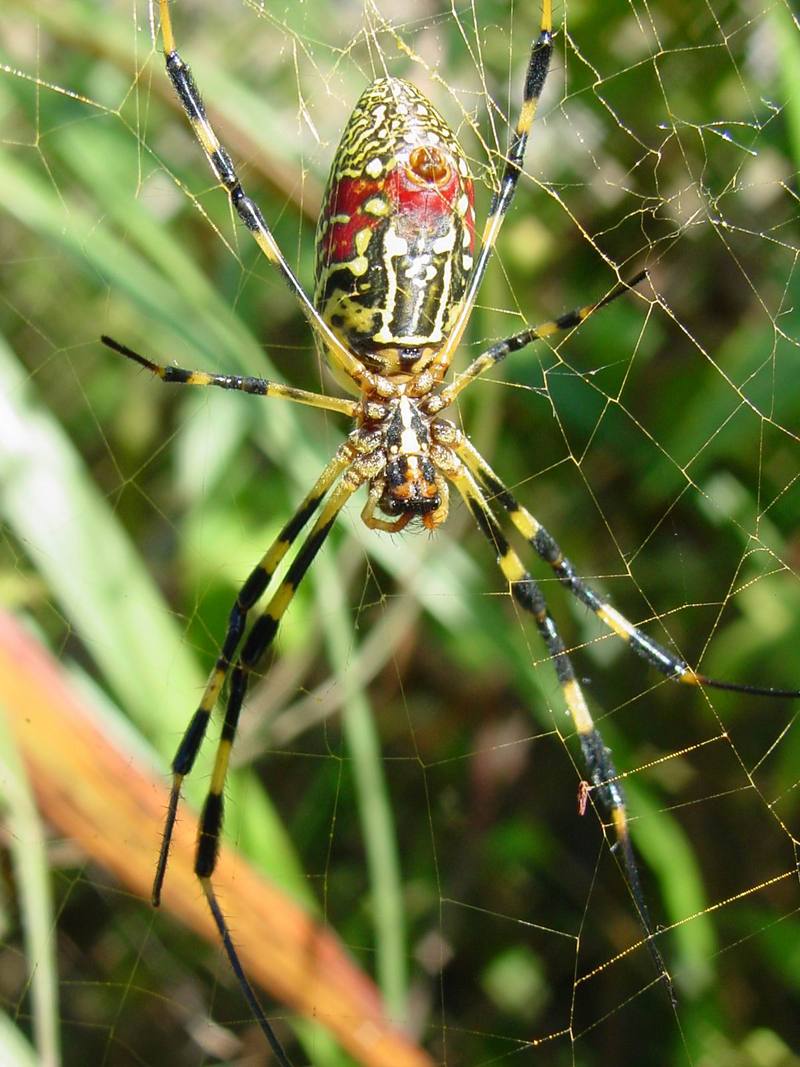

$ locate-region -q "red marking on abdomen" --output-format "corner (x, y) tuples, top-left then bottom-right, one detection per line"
(319, 151), (475, 268)
(388, 155), (475, 250)
(318, 176), (385, 265)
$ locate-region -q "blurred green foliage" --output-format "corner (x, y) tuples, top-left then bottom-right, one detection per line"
(1, 0), (799, 1064)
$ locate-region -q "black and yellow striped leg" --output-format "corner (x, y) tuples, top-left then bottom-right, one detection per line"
(101, 336), (358, 417)
(195, 473), (360, 878)
(458, 437), (800, 701)
(191, 474), (361, 1059)
(152, 447), (352, 907)
(428, 272), (647, 413)
(156, 0), (371, 391)
(434, 0), (553, 373)
(450, 467), (675, 1000)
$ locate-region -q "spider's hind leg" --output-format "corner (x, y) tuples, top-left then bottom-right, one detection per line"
(155, 0), (368, 390)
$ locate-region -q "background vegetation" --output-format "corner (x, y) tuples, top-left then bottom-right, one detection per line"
(1, 0), (799, 1064)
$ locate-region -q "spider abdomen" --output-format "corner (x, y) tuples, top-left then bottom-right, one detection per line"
(314, 77), (475, 381)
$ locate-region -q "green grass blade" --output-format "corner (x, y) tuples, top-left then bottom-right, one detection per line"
(0, 676), (60, 1067)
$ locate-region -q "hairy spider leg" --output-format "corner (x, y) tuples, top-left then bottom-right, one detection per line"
(191, 472), (361, 1061)
(449, 466), (676, 1003)
(195, 473), (361, 881)
(429, 271), (648, 413)
(458, 437), (800, 700)
(201, 879), (293, 1067)
(431, 0), (553, 377)
(156, 0), (375, 393)
(100, 336), (358, 418)
(152, 446), (353, 908)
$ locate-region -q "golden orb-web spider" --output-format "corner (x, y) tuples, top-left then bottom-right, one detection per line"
(101, 1), (799, 1060)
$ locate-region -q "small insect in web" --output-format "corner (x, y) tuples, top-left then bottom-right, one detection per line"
(100, 0), (800, 1060)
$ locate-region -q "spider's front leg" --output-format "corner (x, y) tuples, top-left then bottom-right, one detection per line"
(152, 446), (352, 906)
(446, 462), (676, 1002)
(458, 435), (800, 700)
(150, 457), (364, 1065)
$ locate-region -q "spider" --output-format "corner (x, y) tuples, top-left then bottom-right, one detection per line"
(101, 1), (798, 1061)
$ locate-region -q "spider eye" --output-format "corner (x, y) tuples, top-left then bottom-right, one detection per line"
(381, 457), (440, 517)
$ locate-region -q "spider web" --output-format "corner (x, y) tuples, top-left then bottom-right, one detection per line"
(1, 1), (799, 1065)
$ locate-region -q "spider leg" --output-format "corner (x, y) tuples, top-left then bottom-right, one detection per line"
(432, 0), (553, 375)
(450, 464), (675, 1002)
(202, 881), (293, 1067)
(193, 471), (362, 1060)
(101, 336), (358, 417)
(458, 436), (800, 700)
(152, 445), (353, 907)
(429, 271), (647, 413)
(156, 0), (371, 391)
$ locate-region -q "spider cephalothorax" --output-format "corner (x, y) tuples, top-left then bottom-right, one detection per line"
(351, 394), (457, 532)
